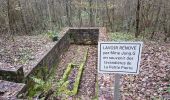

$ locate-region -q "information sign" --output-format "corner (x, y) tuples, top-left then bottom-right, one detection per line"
(98, 42), (143, 74)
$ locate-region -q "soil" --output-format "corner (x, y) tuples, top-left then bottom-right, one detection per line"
(0, 35), (55, 75)
(54, 45), (97, 99)
(67, 67), (79, 91)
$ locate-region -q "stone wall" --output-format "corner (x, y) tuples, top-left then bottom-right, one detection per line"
(25, 28), (71, 79)
(69, 28), (99, 45)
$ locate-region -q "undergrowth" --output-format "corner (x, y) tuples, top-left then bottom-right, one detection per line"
(110, 32), (145, 41)
(27, 65), (56, 99)
(45, 30), (59, 41)
(28, 77), (52, 100)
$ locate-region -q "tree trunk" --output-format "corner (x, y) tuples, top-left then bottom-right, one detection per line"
(18, 0), (28, 35)
(104, 0), (113, 31)
(150, 0), (162, 39)
(78, 9), (82, 27)
(163, 0), (169, 42)
(65, 0), (72, 26)
(7, 0), (13, 35)
(89, 0), (93, 27)
(135, 0), (141, 38)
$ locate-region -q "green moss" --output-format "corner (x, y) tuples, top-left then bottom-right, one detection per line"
(61, 63), (72, 82)
(58, 63), (83, 95)
(83, 48), (88, 63)
(71, 63), (84, 95)
(57, 48), (88, 96)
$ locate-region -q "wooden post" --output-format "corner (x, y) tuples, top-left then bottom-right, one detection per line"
(114, 74), (121, 100)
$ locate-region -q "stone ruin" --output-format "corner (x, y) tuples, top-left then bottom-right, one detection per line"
(0, 27), (108, 99)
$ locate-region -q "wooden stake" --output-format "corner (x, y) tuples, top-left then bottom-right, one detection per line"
(114, 74), (121, 100)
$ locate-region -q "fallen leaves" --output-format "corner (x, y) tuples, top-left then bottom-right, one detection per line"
(54, 45), (97, 99)
(0, 35), (55, 75)
(120, 42), (170, 99)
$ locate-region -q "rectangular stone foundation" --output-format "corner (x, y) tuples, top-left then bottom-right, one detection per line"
(0, 27), (108, 98)
(0, 27), (108, 82)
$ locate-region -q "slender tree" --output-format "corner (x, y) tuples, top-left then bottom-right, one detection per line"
(18, 0), (28, 34)
(65, 0), (72, 26)
(89, 0), (94, 26)
(135, 0), (141, 38)
(150, 0), (162, 39)
(104, 0), (112, 31)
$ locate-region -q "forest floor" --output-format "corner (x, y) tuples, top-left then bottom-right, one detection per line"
(120, 41), (170, 100)
(98, 32), (170, 100)
(0, 32), (170, 100)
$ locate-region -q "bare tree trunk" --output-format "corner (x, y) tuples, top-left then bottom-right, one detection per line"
(135, 0), (141, 38)
(26, 0), (36, 32)
(46, 0), (52, 31)
(150, 0), (162, 39)
(18, 0), (28, 35)
(124, 0), (131, 32)
(163, 0), (170, 42)
(7, 0), (14, 38)
(78, 9), (82, 27)
(104, 0), (113, 31)
(111, 0), (115, 31)
(94, 0), (98, 26)
(65, 0), (72, 26)
(57, 0), (64, 29)
(89, 0), (94, 27)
